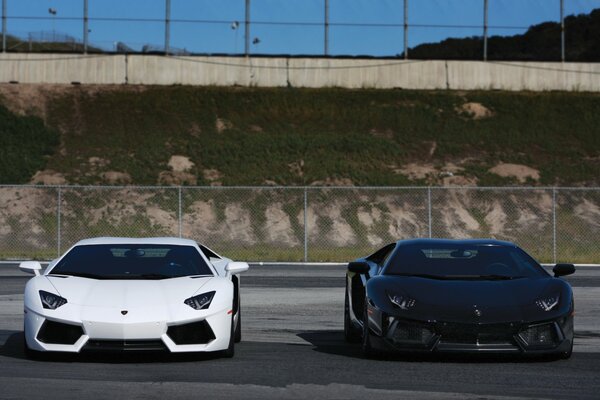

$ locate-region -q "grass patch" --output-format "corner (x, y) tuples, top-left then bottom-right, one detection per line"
(0, 104), (59, 183)
(8, 86), (592, 187)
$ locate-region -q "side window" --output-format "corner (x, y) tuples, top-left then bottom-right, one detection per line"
(366, 243), (396, 268)
(200, 245), (220, 260)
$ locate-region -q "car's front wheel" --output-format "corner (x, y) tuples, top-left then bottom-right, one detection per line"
(344, 285), (361, 343)
(362, 301), (377, 358)
(222, 306), (236, 358)
(23, 332), (45, 361)
(234, 293), (242, 343)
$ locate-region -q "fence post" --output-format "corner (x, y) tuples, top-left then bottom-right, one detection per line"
(178, 186), (182, 238)
(304, 188), (308, 262)
(552, 187), (557, 264)
(483, 0), (488, 61)
(2, 0), (6, 53)
(165, 0), (171, 55)
(57, 187), (62, 257)
(244, 0), (250, 57)
(324, 0), (329, 56)
(403, 0), (408, 59)
(83, 0), (88, 54)
(427, 187), (432, 238)
(560, 0), (565, 62)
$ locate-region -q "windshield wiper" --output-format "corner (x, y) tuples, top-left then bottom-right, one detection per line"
(53, 271), (101, 279)
(138, 274), (172, 280)
(477, 274), (525, 280)
(389, 273), (450, 280)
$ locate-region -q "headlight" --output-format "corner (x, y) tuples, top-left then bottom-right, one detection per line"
(535, 295), (559, 311)
(39, 290), (67, 310)
(387, 292), (416, 310)
(184, 291), (216, 310)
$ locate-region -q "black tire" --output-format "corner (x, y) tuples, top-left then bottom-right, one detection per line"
(560, 341), (573, 360)
(23, 333), (45, 361)
(361, 300), (377, 358)
(344, 285), (361, 343)
(222, 309), (235, 358)
(234, 306), (242, 343)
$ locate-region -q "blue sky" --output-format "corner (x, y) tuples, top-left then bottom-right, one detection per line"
(4, 0), (599, 55)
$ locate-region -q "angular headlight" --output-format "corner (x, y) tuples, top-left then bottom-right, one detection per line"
(184, 291), (216, 310)
(39, 290), (67, 310)
(535, 295), (559, 311)
(387, 292), (416, 310)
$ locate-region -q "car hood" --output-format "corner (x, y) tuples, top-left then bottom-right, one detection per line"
(45, 275), (213, 308)
(369, 275), (569, 324)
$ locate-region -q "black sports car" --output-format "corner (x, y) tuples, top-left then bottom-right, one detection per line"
(344, 239), (576, 358)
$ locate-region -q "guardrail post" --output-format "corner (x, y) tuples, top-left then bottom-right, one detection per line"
(324, 0), (329, 56)
(403, 0), (408, 59)
(553, 187), (557, 263)
(83, 0), (88, 53)
(483, 0), (488, 61)
(165, 0), (171, 55)
(178, 186), (182, 238)
(427, 187), (432, 238)
(57, 187), (62, 257)
(304, 188), (308, 262)
(244, 0), (250, 57)
(2, 0), (6, 53)
(560, 0), (565, 62)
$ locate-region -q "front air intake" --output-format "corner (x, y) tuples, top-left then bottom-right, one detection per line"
(37, 320), (84, 345)
(167, 320), (216, 345)
(518, 323), (560, 348)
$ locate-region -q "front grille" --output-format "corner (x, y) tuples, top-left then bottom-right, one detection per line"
(167, 320), (216, 345)
(436, 322), (517, 346)
(518, 323), (560, 348)
(37, 320), (84, 345)
(83, 340), (168, 352)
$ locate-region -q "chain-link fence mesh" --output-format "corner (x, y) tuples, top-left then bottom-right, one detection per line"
(0, 185), (599, 263)
(1, 0), (598, 60)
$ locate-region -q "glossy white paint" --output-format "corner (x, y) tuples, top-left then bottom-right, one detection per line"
(22, 237), (248, 355)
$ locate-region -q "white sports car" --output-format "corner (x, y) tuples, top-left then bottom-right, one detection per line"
(19, 237), (249, 358)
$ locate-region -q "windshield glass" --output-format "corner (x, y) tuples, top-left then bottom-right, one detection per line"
(51, 244), (213, 280)
(383, 243), (546, 280)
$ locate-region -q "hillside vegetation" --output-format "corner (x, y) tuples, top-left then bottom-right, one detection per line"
(409, 8), (600, 61)
(0, 85), (599, 187)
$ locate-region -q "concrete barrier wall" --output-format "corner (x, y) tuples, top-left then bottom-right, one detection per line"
(447, 61), (600, 92)
(0, 54), (598, 91)
(0, 54), (126, 84)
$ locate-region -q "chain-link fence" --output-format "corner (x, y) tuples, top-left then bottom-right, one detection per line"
(1, 0), (598, 60)
(1, 185), (599, 263)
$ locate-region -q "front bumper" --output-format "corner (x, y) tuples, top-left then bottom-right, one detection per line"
(368, 313), (574, 355)
(24, 305), (232, 353)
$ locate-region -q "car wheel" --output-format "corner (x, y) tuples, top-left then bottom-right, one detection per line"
(23, 332), (44, 361)
(234, 304), (242, 343)
(362, 301), (377, 358)
(344, 285), (361, 343)
(222, 307), (236, 358)
(560, 341), (573, 359)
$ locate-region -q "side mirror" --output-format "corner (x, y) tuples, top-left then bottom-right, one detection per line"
(225, 261), (249, 275)
(553, 263), (575, 277)
(348, 261), (370, 275)
(19, 261), (42, 276)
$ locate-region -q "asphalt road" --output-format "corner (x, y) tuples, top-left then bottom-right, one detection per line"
(1, 264), (599, 400)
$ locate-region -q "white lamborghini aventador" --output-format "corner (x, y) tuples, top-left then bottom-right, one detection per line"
(19, 237), (249, 358)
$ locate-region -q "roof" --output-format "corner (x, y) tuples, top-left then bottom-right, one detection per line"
(397, 238), (517, 247)
(72, 237), (199, 247)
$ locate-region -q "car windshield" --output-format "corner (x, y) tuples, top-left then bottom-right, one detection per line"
(383, 243), (546, 280)
(50, 244), (214, 280)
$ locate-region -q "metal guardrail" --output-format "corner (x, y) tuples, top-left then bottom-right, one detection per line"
(0, 185), (599, 263)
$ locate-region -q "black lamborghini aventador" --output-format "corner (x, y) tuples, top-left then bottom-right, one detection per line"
(344, 239), (575, 358)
